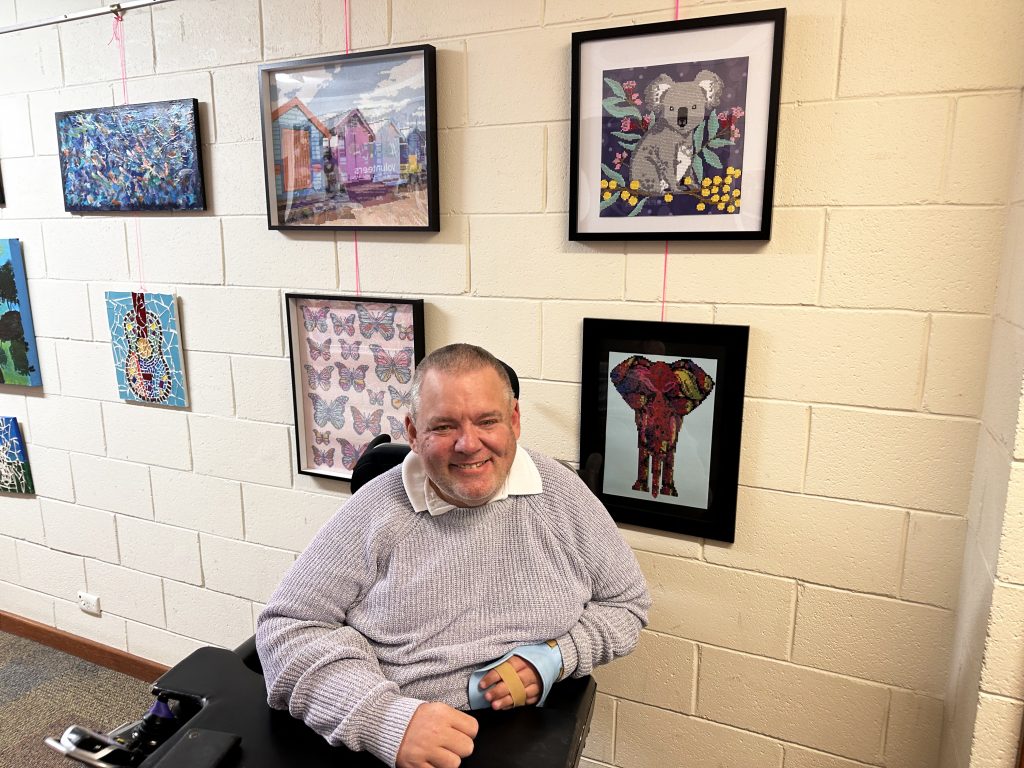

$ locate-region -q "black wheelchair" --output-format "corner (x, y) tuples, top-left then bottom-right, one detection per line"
(46, 388), (598, 768)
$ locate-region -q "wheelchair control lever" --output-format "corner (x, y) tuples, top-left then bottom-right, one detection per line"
(44, 725), (142, 768)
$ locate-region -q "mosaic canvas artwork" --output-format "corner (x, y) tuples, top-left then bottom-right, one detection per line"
(259, 45), (439, 231)
(105, 291), (188, 407)
(598, 58), (749, 219)
(287, 293), (425, 480)
(0, 417), (34, 494)
(56, 98), (206, 212)
(0, 239), (42, 387)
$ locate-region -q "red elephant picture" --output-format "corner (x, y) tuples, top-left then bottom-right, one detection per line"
(610, 355), (715, 499)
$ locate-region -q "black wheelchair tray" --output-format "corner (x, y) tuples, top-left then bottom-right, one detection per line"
(140, 647), (596, 768)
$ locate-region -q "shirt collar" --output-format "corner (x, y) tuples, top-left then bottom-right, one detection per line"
(401, 444), (543, 516)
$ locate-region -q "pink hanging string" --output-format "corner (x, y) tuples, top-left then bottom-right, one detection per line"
(109, 12), (146, 291)
(660, 0), (681, 322)
(342, 0), (361, 295)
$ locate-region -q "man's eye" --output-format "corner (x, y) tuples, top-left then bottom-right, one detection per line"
(432, 425), (452, 433)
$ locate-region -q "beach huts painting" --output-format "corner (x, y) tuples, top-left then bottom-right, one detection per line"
(259, 45), (439, 231)
(0, 239), (41, 388)
(55, 98), (206, 212)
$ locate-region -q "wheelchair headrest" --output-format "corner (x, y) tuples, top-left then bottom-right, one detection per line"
(349, 359), (520, 493)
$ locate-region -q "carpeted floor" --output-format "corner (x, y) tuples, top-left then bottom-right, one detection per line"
(0, 630), (155, 768)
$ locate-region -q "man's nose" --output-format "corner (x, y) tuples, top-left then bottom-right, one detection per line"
(454, 427), (483, 453)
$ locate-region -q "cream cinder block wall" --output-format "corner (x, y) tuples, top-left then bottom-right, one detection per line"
(0, 1), (1022, 767)
(940, 103), (1024, 768)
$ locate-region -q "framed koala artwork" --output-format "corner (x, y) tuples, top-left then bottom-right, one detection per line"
(569, 9), (786, 240)
(578, 318), (749, 542)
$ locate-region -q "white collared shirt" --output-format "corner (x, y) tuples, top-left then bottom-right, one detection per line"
(401, 443), (543, 515)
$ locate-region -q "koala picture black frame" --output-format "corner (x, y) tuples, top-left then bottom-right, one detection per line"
(578, 318), (748, 542)
(569, 9), (785, 241)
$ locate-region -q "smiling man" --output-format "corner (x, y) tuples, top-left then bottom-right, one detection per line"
(257, 344), (650, 768)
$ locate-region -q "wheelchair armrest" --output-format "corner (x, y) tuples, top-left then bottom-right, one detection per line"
(232, 635), (262, 675)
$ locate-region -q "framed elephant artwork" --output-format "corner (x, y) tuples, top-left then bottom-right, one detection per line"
(578, 318), (748, 542)
(568, 9), (785, 241)
(285, 292), (425, 482)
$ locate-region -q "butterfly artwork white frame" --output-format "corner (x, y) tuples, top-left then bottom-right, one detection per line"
(285, 292), (426, 481)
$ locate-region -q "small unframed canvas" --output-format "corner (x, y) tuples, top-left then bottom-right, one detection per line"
(0, 239), (42, 387)
(56, 98), (206, 212)
(105, 291), (188, 407)
(0, 417), (34, 494)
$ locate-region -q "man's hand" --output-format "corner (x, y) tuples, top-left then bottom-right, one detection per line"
(478, 655), (542, 710)
(396, 702), (478, 768)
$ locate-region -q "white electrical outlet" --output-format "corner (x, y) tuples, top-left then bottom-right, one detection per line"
(77, 591), (101, 616)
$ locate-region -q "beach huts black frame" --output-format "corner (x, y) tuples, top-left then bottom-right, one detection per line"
(258, 45), (440, 232)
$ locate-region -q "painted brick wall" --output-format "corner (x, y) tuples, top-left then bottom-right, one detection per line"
(0, 1), (1021, 767)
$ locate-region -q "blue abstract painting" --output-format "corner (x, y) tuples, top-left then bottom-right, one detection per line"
(0, 417), (34, 494)
(0, 239), (41, 387)
(56, 98), (206, 212)
(105, 291), (188, 407)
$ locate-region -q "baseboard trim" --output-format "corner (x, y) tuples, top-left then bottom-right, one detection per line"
(0, 610), (169, 682)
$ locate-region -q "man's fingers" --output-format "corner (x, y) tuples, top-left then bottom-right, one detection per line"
(451, 710), (479, 739)
(440, 729), (475, 759)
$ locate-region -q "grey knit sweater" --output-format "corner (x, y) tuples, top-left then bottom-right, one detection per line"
(256, 449), (650, 767)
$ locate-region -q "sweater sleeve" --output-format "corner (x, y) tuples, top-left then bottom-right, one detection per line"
(545, 461), (651, 679)
(256, 493), (423, 767)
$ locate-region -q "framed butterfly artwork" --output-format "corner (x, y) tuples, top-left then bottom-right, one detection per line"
(285, 292), (426, 481)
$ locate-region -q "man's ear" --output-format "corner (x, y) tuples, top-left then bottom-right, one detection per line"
(405, 414), (419, 451)
(511, 399), (522, 440)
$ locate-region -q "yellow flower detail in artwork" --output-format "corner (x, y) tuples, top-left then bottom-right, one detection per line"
(629, 196), (638, 205)
(609, 180), (618, 190)
(735, 198), (742, 207)
(602, 191), (612, 200)
(683, 177), (692, 186)
(734, 169), (742, 178)
(702, 177), (711, 187)
(621, 190), (630, 200)
(712, 186), (720, 194)
(711, 194), (720, 203)
(664, 193), (674, 202)
(734, 188), (741, 197)
(727, 205), (736, 213)
(713, 175), (722, 184)
(726, 166), (735, 175)
(696, 202), (706, 211)
(725, 175), (733, 185)
(629, 180), (640, 190)
(717, 202), (726, 210)
(701, 188), (710, 197)
(721, 193), (730, 202)
(723, 185), (731, 193)
(601, 179), (609, 189)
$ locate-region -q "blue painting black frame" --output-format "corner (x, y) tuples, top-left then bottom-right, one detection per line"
(55, 98), (207, 213)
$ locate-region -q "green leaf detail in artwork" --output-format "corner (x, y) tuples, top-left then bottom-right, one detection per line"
(601, 163), (625, 185)
(626, 198), (647, 217)
(706, 138), (734, 148)
(600, 194), (619, 210)
(618, 142), (638, 151)
(602, 98), (642, 119)
(611, 132), (641, 141)
(693, 120), (706, 154)
(692, 155), (705, 181)
(702, 148), (723, 169)
(604, 78), (626, 100)
(707, 110), (718, 138)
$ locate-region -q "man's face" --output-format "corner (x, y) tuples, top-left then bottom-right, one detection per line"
(406, 366), (521, 508)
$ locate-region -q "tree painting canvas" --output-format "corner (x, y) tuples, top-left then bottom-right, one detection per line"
(599, 59), (748, 219)
(105, 291), (188, 408)
(0, 417), (34, 494)
(56, 98), (206, 212)
(0, 239), (42, 387)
